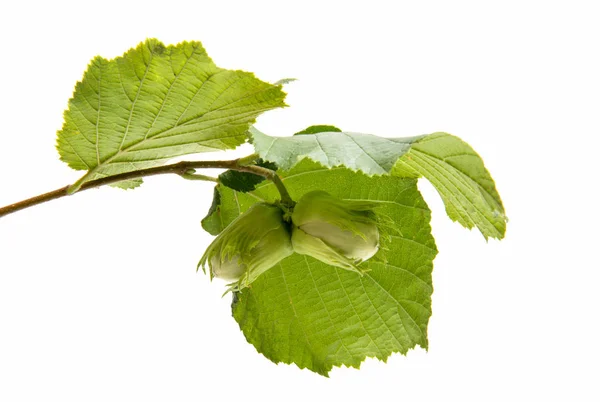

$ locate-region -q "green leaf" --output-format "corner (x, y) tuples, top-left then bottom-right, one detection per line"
(273, 78), (297, 86)
(200, 184), (249, 236)
(57, 39), (287, 191)
(218, 159), (278, 193)
(201, 186), (223, 236)
(250, 128), (506, 239)
(250, 127), (422, 174)
(110, 178), (143, 190)
(393, 133), (506, 239)
(294, 124), (342, 135)
(203, 159), (278, 235)
(212, 160), (437, 375)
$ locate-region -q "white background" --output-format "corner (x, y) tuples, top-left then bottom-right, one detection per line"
(0, 1), (598, 401)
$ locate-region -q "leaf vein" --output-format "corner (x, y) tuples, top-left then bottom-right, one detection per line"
(365, 273), (426, 344)
(117, 50), (155, 153)
(334, 269), (385, 357)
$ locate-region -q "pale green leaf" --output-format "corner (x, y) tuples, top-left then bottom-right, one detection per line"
(250, 128), (505, 239)
(273, 78), (297, 86)
(110, 178), (143, 190)
(250, 127), (422, 174)
(207, 160), (437, 375)
(57, 39), (286, 191)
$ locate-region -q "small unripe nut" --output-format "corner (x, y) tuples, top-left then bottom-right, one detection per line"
(291, 191), (380, 273)
(199, 203), (293, 289)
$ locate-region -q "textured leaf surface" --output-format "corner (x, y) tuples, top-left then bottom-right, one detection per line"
(393, 133), (506, 239)
(250, 127), (422, 174)
(57, 39), (286, 190)
(250, 128), (505, 239)
(206, 160), (437, 375)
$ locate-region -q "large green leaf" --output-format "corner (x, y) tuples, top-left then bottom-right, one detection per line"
(57, 39), (286, 191)
(250, 128), (506, 239)
(204, 160), (437, 375)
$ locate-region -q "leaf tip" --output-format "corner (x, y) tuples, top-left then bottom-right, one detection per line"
(274, 78), (297, 86)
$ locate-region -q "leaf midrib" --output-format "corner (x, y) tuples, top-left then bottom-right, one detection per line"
(333, 268), (386, 357)
(138, 45), (198, 145)
(304, 257), (354, 366)
(118, 50), (155, 153)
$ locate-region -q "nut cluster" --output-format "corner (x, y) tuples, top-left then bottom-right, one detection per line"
(199, 191), (382, 291)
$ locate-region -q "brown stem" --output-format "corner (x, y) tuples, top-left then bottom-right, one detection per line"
(0, 158), (289, 218)
(0, 186), (73, 218)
